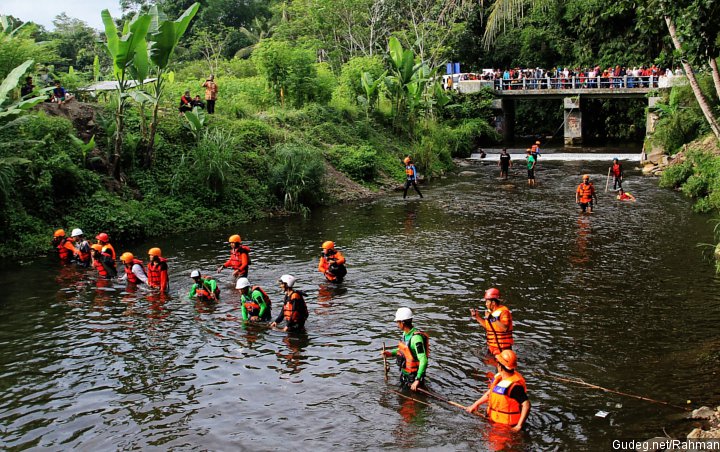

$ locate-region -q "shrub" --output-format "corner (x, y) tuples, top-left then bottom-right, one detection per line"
(269, 142), (325, 211)
(659, 160), (693, 188)
(333, 56), (385, 105)
(328, 145), (378, 182)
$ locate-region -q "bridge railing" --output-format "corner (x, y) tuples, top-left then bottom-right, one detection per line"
(492, 75), (658, 91)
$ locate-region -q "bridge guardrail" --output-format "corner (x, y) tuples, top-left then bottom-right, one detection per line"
(491, 75), (658, 90)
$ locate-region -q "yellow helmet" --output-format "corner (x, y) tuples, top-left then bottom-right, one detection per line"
(228, 234), (241, 243)
(322, 241), (335, 250)
(120, 252), (134, 263)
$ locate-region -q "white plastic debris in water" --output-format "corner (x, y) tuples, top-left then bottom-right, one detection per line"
(595, 410), (609, 418)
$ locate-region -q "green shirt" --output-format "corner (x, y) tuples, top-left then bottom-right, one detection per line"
(188, 278), (217, 299)
(240, 288), (268, 320)
(527, 155), (535, 169)
(390, 327), (429, 380)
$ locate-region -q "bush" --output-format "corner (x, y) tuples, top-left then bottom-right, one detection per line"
(328, 145), (378, 182)
(659, 160), (693, 188)
(333, 56), (385, 105)
(269, 142), (325, 211)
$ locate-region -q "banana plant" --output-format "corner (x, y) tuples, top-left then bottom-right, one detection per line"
(101, 10), (152, 180)
(359, 70), (386, 119)
(143, 3), (200, 167)
(0, 60), (48, 121)
(69, 134), (96, 166)
(183, 106), (207, 143)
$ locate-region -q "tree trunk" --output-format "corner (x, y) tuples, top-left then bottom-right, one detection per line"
(145, 100), (160, 168)
(111, 98), (124, 181)
(665, 16), (720, 140)
(709, 56), (720, 102)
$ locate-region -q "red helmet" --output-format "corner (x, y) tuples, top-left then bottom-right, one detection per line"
(96, 232), (109, 242)
(484, 287), (501, 301)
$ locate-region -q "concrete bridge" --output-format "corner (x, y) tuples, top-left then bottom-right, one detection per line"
(456, 76), (672, 145)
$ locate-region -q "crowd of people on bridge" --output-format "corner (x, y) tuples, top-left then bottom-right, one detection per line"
(446, 65), (682, 90)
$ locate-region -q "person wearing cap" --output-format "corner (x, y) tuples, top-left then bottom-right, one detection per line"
(147, 248), (170, 293)
(189, 270), (220, 302)
(95, 232), (116, 260)
(403, 156), (423, 199)
(52, 229), (77, 262)
(71, 228), (91, 267)
(526, 149), (536, 186)
(610, 157), (623, 190)
(466, 349), (530, 431)
(381, 307), (430, 391)
(118, 252), (148, 285)
(202, 75), (218, 114)
(217, 234), (250, 279)
(91, 244), (117, 279)
(470, 288), (513, 356)
(318, 241), (347, 282)
(271, 275), (308, 332)
(236, 278), (272, 322)
(575, 174), (597, 213)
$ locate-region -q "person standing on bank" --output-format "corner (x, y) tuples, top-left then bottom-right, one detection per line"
(202, 75), (218, 114)
(466, 349), (530, 432)
(470, 288), (514, 356)
(526, 150), (536, 186)
(499, 148), (512, 180)
(403, 156), (423, 199)
(610, 157), (623, 190)
(381, 307), (430, 391)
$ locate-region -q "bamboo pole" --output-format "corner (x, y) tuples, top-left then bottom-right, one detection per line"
(605, 167), (611, 193)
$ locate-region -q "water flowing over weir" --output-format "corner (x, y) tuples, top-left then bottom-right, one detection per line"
(1, 157), (719, 450)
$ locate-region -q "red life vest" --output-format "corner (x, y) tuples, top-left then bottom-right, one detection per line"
(483, 305), (514, 354)
(147, 258), (169, 291)
(57, 238), (74, 261)
(93, 251), (114, 278)
(612, 163), (622, 177)
(576, 182), (595, 203)
(224, 246), (250, 275)
(195, 280), (220, 302)
(124, 259), (146, 284)
(283, 291), (307, 323)
(397, 330), (430, 374)
(487, 372), (528, 426)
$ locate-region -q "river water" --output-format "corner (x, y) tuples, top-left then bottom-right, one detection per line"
(1, 156), (719, 451)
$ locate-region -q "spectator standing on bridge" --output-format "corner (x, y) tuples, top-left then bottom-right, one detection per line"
(526, 150), (536, 186)
(499, 148), (512, 180)
(610, 158), (623, 190)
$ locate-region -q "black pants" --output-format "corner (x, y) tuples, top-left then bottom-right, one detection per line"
(613, 176), (622, 189)
(403, 180), (423, 198)
(206, 99), (216, 114)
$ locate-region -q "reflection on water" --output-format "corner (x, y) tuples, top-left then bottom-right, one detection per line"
(1, 159), (719, 450)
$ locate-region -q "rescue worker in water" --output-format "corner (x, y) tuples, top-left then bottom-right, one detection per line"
(118, 252), (148, 285)
(189, 270), (220, 302)
(91, 244), (117, 279)
(466, 349), (531, 432)
(271, 274), (308, 332)
(236, 277), (272, 322)
(576, 174), (598, 213)
(147, 247), (170, 293)
(318, 241), (347, 282)
(381, 307), (430, 391)
(470, 288), (514, 356)
(217, 234), (250, 278)
(52, 229), (77, 262)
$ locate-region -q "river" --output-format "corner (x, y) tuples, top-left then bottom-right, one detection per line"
(1, 155), (719, 451)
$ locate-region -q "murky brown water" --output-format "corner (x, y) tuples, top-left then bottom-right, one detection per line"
(1, 156), (719, 451)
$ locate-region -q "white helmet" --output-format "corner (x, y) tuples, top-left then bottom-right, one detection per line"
(190, 270), (201, 278)
(394, 307), (413, 322)
(236, 277), (251, 290)
(279, 274), (296, 288)
(71, 228), (83, 237)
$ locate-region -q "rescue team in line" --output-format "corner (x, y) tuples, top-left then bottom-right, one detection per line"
(382, 287), (530, 431)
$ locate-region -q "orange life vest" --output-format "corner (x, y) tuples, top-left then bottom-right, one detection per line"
(397, 330), (430, 374)
(283, 291), (307, 324)
(245, 285), (272, 318)
(487, 372), (527, 426)
(76, 242), (91, 265)
(101, 243), (116, 260)
(576, 182), (595, 203)
(147, 258), (169, 291)
(124, 258), (146, 284)
(224, 246), (250, 276)
(405, 166), (414, 177)
(57, 238), (75, 261)
(195, 280), (220, 302)
(484, 305), (514, 354)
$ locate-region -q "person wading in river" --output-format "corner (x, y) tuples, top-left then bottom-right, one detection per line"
(217, 234), (250, 279)
(189, 270), (220, 302)
(499, 148), (512, 180)
(526, 150), (536, 186)
(611, 157), (623, 190)
(466, 349), (530, 432)
(318, 241), (347, 282)
(147, 247), (170, 293)
(470, 288), (513, 356)
(403, 156), (423, 199)
(576, 174), (598, 213)
(119, 252), (149, 286)
(382, 307), (430, 391)
(52, 229), (76, 263)
(71, 228), (91, 267)
(271, 275), (309, 332)
(91, 244), (117, 279)
(237, 277), (272, 322)
(95, 232), (116, 260)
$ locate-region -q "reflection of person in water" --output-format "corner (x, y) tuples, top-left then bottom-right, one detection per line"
(570, 216), (591, 267)
(316, 283), (348, 311)
(277, 334), (310, 375)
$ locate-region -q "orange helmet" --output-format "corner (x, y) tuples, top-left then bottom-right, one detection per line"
(148, 247), (162, 257)
(120, 252), (134, 263)
(322, 241), (335, 250)
(495, 350), (518, 370)
(96, 232), (109, 242)
(54, 229), (66, 237)
(403, 157), (411, 164)
(484, 287), (501, 301)
(228, 234), (241, 243)
(582, 174), (590, 180)
(91, 244), (103, 252)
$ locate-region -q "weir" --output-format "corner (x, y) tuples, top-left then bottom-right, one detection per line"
(468, 152), (642, 162)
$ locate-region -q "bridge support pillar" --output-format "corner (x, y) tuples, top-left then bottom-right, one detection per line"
(646, 96), (662, 137)
(564, 97), (582, 146)
(492, 98), (515, 143)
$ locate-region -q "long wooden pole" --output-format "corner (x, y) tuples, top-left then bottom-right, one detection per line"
(416, 387), (468, 410)
(387, 388), (432, 406)
(382, 342), (389, 382)
(605, 167), (611, 193)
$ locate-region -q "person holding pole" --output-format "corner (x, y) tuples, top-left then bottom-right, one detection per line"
(470, 288), (514, 356)
(381, 307), (429, 391)
(610, 157), (623, 190)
